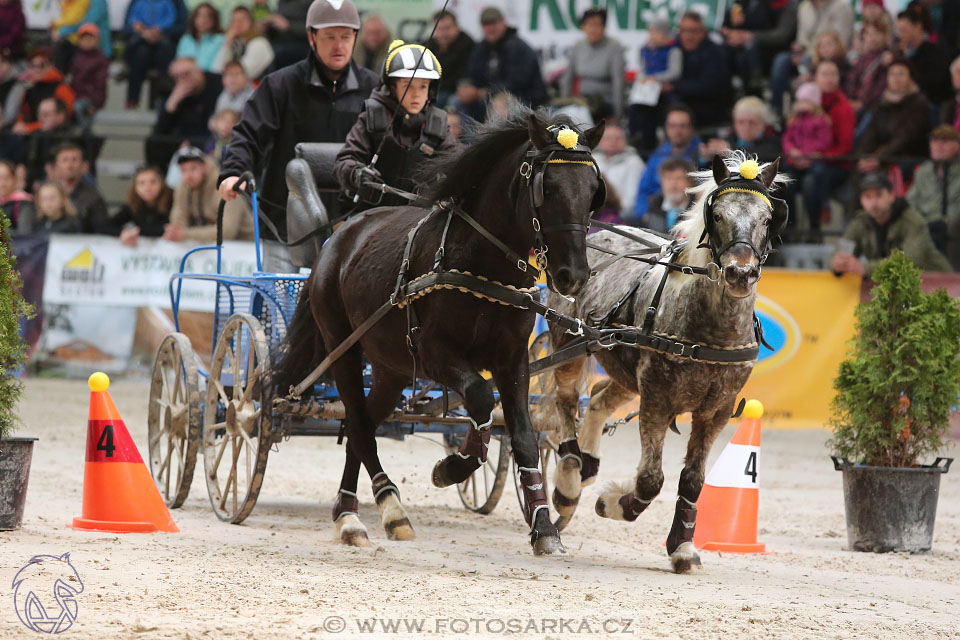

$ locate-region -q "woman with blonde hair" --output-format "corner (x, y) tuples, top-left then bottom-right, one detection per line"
(31, 181), (81, 233)
(211, 5), (274, 80)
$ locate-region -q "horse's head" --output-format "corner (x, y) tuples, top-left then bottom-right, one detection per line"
(686, 153), (789, 299)
(524, 113), (606, 296)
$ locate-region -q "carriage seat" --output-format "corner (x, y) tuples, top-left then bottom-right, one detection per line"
(285, 142), (344, 269)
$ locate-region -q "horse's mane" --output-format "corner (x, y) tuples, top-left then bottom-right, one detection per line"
(420, 103), (583, 204)
(673, 150), (789, 267)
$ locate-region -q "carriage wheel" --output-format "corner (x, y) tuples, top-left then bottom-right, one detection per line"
(147, 333), (201, 508)
(445, 431), (511, 514)
(202, 313), (272, 524)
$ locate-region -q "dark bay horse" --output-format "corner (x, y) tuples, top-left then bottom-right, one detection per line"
(544, 152), (788, 572)
(274, 107), (605, 555)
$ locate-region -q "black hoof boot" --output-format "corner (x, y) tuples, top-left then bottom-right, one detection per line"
(432, 426), (490, 487)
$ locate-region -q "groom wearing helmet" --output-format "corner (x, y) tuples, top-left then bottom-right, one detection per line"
(334, 40), (459, 213)
(219, 0), (378, 271)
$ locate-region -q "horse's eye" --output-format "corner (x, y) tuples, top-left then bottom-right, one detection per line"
(713, 213), (722, 222)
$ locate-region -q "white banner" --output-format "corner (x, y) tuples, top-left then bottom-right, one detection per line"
(25, 0), (129, 30)
(42, 235), (259, 312)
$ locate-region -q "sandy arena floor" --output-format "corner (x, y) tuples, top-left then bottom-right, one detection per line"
(2, 378), (959, 639)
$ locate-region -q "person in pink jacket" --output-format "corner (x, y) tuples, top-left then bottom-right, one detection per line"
(783, 82), (833, 167)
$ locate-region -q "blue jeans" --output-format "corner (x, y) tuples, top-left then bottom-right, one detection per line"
(800, 161), (848, 231)
(769, 51), (795, 116)
(124, 35), (176, 106)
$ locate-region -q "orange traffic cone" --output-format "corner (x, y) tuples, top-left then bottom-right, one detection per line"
(693, 399), (765, 553)
(71, 372), (178, 533)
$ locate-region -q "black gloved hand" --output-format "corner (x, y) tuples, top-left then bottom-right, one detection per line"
(353, 165), (383, 189)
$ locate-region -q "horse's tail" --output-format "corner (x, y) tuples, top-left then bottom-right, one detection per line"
(272, 280), (326, 396)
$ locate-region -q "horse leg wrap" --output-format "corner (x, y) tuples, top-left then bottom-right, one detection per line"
(332, 490), (359, 522)
(580, 452), (600, 484)
(666, 496), (698, 555)
(618, 493), (652, 522)
(371, 472), (400, 506)
(519, 467), (548, 528)
(457, 422), (492, 464)
(557, 439), (583, 468)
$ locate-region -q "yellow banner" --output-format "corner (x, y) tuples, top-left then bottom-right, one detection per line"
(740, 270), (861, 428)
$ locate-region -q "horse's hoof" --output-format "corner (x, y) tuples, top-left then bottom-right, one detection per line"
(532, 535), (567, 556)
(385, 518), (416, 541)
(669, 542), (702, 574)
(336, 514), (371, 547)
(431, 459), (452, 488)
(594, 483), (625, 520)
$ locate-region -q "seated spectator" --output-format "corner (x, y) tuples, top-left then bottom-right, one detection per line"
(111, 165), (172, 246)
(352, 14), (390, 73)
(50, 0), (91, 71)
(591, 178), (623, 227)
(942, 55), (960, 128)
(211, 5), (274, 80)
(215, 60), (253, 113)
(856, 58), (932, 174)
(177, 3), (225, 72)
(47, 141), (109, 233)
(640, 157), (696, 232)
(594, 121), (645, 215)
(147, 57), (222, 168)
(68, 24), (109, 127)
(701, 96), (782, 164)
(24, 97), (84, 189)
(907, 125), (960, 260)
(769, 0), (854, 114)
(458, 7), (546, 120)
(783, 83), (832, 168)
(0, 158), (34, 232)
(163, 147), (252, 241)
(262, 0), (311, 71)
(123, 0), (188, 109)
(799, 31), (849, 87)
(426, 10), (474, 108)
(844, 20), (891, 116)
(626, 17), (681, 154)
(55, 0), (110, 59)
(559, 8), (625, 121)
(833, 172), (950, 275)
(634, 104), (701, 217)
(861, 0), (894, 37)
(206, 108), (239, 158)
(13, 49), (75, 134)
(664, 11), (730, 128)
(895, 4), (950, 105)
(0, 51), (24, 130)
(721, 0), (798, 94)
(0, 0), (26, 61)
(29, 181), (82, 233)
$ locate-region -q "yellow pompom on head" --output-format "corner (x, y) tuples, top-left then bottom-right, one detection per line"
(88, 371), (110, 392)
(556, 128), (579, 149)
(738, 159), (760, 180)
(743, 399), (764, 419)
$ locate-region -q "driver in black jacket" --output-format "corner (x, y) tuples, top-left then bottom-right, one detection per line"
(218, 0), (378, 271)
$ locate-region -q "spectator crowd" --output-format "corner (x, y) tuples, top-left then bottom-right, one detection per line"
(1, 0), (960, 276)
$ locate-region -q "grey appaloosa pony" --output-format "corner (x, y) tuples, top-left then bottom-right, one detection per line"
(543, 151), (788, 573)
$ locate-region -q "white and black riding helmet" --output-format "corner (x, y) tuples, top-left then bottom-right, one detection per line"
(306, 0), (361, 31)
(382, 40), (442, 86)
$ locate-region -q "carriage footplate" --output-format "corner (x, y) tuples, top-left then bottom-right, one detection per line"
(519, 467), (549, 528)
(431, 422), (490, 488)
(617, 493), (652, 522)
(332, 490), (360, 522)
(665, 496), (698, 554)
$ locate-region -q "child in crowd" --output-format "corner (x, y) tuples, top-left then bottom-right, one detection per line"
(636, 18), (681, 86)
(783, 82), (833, 168)
(215, 60), (254, 113)
(111, 165), (172, 246)
(68, 23), (109, 128)
(206, 109), (240, 159)
(31, 181), (81, 233)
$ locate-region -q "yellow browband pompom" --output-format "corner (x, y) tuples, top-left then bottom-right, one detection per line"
(556, 128), (579, 149)
(738, 159), (760, 180)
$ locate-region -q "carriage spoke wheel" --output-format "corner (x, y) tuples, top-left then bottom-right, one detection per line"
(202, 313), (272, 524)
(446, 431), (510, 514)
(148, 333), (201, 508)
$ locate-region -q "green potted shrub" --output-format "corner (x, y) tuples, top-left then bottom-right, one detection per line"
(0, 214), (36, 531)
(829, 251), (958, 552)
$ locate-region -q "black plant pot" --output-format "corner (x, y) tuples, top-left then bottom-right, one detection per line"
(832, 456), (952, 553)
(0, 437), (38, 530)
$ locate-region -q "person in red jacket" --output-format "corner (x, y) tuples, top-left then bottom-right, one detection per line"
(13, 48), (75, 134)
(789, 58), (854, 238)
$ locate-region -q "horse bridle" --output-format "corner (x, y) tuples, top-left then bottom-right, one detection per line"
(699, 176), (790, 268)
(518, 125), (606, 274)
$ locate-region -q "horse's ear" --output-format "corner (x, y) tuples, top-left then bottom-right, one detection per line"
(760, 157), (780, 189)
(582, 120), (606, 149)
(527, 113), (553, 149)
(711, 154), (730, 184)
